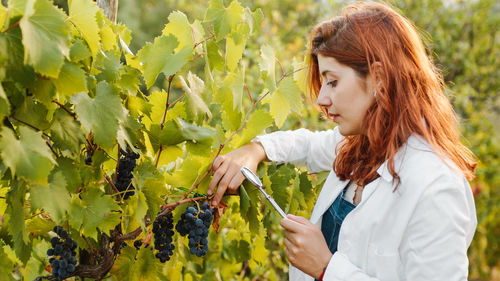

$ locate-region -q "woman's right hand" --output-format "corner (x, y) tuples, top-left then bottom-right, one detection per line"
(207, 142), (267, 207)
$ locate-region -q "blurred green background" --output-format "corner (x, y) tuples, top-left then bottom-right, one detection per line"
(62, 0), (499, 279)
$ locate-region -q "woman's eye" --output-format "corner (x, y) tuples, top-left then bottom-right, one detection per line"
(327, 80), (337, 87)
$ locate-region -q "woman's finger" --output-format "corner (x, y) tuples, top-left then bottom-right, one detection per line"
(207, 161), (229, 196)
(280, 217), (304, 233)
(227, 171), (244, 192)
(212, 165), (239, 207)
(212, 156), (225, 171)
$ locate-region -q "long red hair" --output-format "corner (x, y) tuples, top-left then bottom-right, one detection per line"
(308, 1), (477, 187)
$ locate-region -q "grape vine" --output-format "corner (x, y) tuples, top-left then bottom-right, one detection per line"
(0, 0), (312, 279)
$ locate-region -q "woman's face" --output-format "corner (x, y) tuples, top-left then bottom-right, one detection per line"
(316, 54), (376, 136)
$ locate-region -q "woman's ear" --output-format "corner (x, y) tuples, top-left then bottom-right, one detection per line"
(367, 62), (384, 98)
(371, 61), (384, 91)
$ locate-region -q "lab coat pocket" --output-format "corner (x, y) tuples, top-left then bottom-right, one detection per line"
(367, 243), (402, 281)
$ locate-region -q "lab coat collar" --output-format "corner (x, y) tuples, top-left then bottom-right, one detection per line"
(310, 134), (434, 225)
(376, 134), (434, 182)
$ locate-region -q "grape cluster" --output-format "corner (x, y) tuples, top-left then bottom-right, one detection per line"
(114, 149), (140, 199)
(153, 212), (175, 262)
(175, 202), (213, 257)
(47, 226), (78, 280)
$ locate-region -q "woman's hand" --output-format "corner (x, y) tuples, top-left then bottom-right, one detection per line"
(207, 142), (267, 207)
(280, 214), (333, 279)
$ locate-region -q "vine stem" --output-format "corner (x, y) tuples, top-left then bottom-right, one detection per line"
(244, 84), (254, 105)
(103, 174), (121, 198)
(193, 32), (216, 49)
(277, 66), (307, 84)
(4, 21), (20, 33)
(276, 57), (285, 77)
(52, 100), (77, 120)
(9, 116), (51, 139)
(158, 196), (206, 216)
(155, 74), (175, 168)
(169, 93), (185, 108)
(82, 235), (97, 256)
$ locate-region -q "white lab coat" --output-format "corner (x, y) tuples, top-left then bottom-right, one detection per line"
(254, 127), (477, 281)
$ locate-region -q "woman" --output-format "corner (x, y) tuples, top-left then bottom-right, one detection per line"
(208, 2), (477, 280)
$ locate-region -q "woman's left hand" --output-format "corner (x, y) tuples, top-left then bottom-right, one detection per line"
(280, 214), (333, 279)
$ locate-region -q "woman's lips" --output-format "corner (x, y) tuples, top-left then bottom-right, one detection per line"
(329, 114), (340, 122)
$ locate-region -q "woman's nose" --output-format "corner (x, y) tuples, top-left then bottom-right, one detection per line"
(316, 86), (331, 107)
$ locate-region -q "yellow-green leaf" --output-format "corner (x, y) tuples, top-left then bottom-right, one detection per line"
(0, 126), (55, 184)
(20, 0), (70, 78)
(68, 0), (100, 57)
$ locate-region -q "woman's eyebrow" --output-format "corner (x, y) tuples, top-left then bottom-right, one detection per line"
(321, 70), (338, 77)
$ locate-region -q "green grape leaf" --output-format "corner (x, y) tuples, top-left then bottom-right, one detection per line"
(71, 81), (125, 148)
(112, 247), (161, 281)
(299, 171), (314, 202)
(205, 0), (244, 41)
(30, 172), (71, 224)
(116, 66), (141, 96)
(177, 118), (215, 143)
(179, 72), (212, 119)
(118, 115), (142, 151)
(141, 177), (167, 220)
(13, 97), (50, 130)
(109, 246), (136, 280)
(269, 164), (295, 211)
(225, 23), (249, 72)
(265, 76), (304, 128)
(191, 19), (205, 54)
(95, 50), (121, 82)
(243, 7), (263, 35)
(137, 34), (192, 89)
(69, 39), (92, 62)
(148, 122), (184, 149)
(214, 86), (242, 131)
(292, 56), (308, 94)
(164, 155), (210, 189)
(68, 187), (121, 240)
(239, 184), (251, 214)
(51, 61), (88, 100)
(0, 84), (10, 119)
(162, 10), (194, 51)
(68, 0), (100, 57)
(145, 89), (168, 126)
(206, 40), (224, 71)
(0, 6), (6, 31)
(100, 26), (116, 51)
(232, 109), (273, 148)
(20, 0), (70, 78)
(0, 247), (15, 279)
(48, 157), (82, 193)
(7, 0), (28, 18)
(259, 44), (276, 92)
(5, 180), (32, 263)
(287, 175), (305, 214)
(0, 126), (55, 184)
(26, 216), (54, 237)
(122, 190), (148, 233)
(250, 234), (269, 265)
(246, 182), (261, 234)
(50, 108), (85, 152)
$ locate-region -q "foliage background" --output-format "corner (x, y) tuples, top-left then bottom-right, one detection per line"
(0, 0), (498, 280)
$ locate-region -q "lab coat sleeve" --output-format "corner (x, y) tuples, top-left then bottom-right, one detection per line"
(323, 177), (476, 281)
(252, 127), (343, 173)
